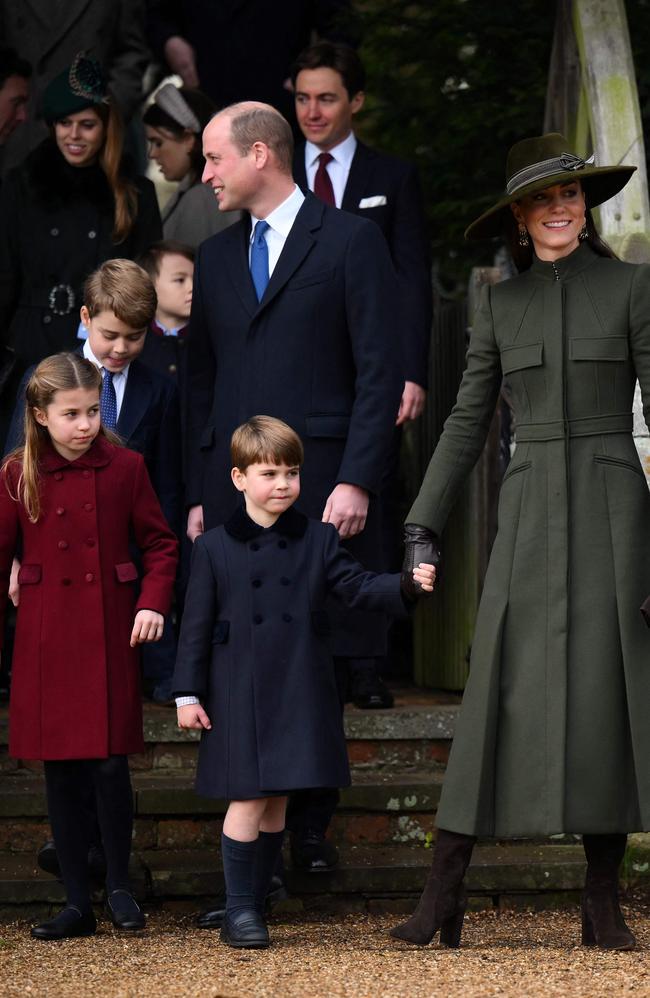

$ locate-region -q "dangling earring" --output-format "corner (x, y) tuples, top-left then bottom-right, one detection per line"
(578, 220), (588, 241)
(518, 224), (530, 247)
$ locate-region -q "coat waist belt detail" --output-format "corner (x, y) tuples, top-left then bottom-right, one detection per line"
(516, 413), (633, 441)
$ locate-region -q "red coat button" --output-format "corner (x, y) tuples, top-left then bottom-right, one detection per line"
(61, 578), (71, 586)
(57, 540), (68, 550)
(56, 507), (65, 516)
(82, 470), (90, 478)
(83, 503), (94, 512)
(86, 538), (96, 547)
(85, 573), (94, 583)
(54, 472), (63, 481)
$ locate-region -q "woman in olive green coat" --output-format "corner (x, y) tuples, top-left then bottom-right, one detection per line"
(391, 133), (647, 952)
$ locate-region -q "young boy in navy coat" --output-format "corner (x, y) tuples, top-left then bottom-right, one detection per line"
(173, 416), (435, 949)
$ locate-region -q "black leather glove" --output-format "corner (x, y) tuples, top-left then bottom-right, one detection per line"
(400, 524), (441, 600)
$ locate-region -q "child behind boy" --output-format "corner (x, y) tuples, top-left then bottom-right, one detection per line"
(137, 240), (194, 385)
(173, 416), (435, 949)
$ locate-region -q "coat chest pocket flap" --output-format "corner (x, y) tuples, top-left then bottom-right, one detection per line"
(290, 268), (334, 291)
(18, 564), (41, 584)
(212, 621), (230, 644)
(115, 562), (138, 583)
(501, 342), (543, 375)
(570, 337), (628, 361)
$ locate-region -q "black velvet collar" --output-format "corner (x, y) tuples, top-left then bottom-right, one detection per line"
(224, 504), (308, 541)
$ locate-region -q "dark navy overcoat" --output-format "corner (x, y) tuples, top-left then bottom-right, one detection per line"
(172, 506), (407, 799)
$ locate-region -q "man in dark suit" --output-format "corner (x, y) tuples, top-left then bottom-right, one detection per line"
(184, 101), (401, 902)
(292, 41), (433, 704)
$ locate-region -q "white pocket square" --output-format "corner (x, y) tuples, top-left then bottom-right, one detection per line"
(358, 195), (387, 208)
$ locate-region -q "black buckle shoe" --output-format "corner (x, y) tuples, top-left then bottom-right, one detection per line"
(106, 890), (146, 931)
(196, 876), (288, 928)
(31, 906), (97, 941)
(290, 831), (339, 872)
(349, 669), (394, 710)
(220, 909), (270, 948)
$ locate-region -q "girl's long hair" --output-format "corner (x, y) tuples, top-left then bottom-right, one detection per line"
(2, 353), (120, 523)
(95, 102), (138, 243)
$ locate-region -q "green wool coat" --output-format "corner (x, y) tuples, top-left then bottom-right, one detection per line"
(410, 242), (650, 837)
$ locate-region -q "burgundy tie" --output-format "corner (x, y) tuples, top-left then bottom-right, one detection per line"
(314, 152), (335, 205)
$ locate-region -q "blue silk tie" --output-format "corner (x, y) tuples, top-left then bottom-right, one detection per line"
(250, 220), (270, 301)
(100, 369), (118, 430)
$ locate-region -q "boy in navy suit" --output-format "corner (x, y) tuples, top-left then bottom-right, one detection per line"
(173, 415), (436, 948)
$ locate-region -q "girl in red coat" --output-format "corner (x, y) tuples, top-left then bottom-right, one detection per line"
(0, 353), (178, 940)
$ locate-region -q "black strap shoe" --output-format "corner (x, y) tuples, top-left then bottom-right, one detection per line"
(349, 668), (394, 710)
(290, 830), (339, 872)
(197, 876), (288, 928)
(31, 906), (97, 940)
(106, 890), (146, 931)
(220, 909), (270, 948)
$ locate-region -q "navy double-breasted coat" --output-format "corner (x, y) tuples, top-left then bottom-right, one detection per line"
(172, 507), (407, 799)
(0, 436), (178, 761)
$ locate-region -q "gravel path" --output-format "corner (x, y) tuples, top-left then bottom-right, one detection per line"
(0, 906), (649, 997)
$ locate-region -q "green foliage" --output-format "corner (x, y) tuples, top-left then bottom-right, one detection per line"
(356, 1), (554, 288)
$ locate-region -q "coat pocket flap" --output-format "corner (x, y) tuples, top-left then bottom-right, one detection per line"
(290, 268), (334, 290)
(200, 426), (215, 450)
(17, 564), (41, 584)
(501, 342), (543, 375)
(311, 610), (330, 635)
(115, 561), (139, 583)
(305, 414), (351, 438)
(570, 337), (629, 361)
(212, 621), (230, 644)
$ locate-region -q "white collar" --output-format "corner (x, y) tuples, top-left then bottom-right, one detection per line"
(305, 131), (357, 171)
(249, 184), (305, 242)
(83, 339), (129, 377)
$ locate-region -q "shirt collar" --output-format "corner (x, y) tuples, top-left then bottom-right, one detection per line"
(83, 338), (130, 377)
(249, 184), (305, 242)
(306, 131), (357, 171)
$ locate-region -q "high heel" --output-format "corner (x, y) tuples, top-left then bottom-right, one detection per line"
(390, 830), (475, 947)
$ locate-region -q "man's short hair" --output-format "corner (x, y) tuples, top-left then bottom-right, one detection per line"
(137, 240), (195, 281)
(291, 42), (365, 98)
(225, 104), (294, 175)
(231, 416), (304, 471)
(84, 259), (157, 329)
(0, 46), (31, 89)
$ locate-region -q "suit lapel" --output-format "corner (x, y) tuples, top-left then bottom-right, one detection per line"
(39, 0), (94, 62)
(293, 147), (309, 193)
(220, 220), (257, 317)
(117, 361), (150, 441)
(255, 195), (323, 314)
(341, 142), (376, 214)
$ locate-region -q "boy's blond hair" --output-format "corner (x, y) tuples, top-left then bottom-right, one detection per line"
(231, 416), (304, 471)
(83, 259), (157, 329)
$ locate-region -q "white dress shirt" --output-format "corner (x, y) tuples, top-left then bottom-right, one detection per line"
(83, 340), (129, 419)
(304, 132), (357, 209)
(249, 184), (305, 275)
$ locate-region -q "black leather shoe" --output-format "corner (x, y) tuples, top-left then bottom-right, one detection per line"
(220, 909), (269, 948)
(31, 906), (97, 940)
(37, 840), (107, 888)
(196, 876), (288, 928)
(36, 840), (60, 878)
(106, 890), (146, 930)
(349, 668), (394, 710)
(290, 831), (339, 872)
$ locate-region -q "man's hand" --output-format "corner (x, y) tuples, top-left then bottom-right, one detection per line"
(322, 483), (369, 539)
(130, 610), (164, 647)
(9, 557), (20, 607)
(396, 381), (427, 426)
(163, 36), (199, 87)
(177, 704), (212, 730)
(187, 504), (204, 542)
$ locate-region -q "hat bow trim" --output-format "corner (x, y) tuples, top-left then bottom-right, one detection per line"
(506, 152), (595, 196)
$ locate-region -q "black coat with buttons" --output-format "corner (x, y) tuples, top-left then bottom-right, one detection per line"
(0, 138), (162, 369)
(172, 506), (407, 799)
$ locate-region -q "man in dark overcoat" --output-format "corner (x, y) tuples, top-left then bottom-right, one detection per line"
(184, 100), (402, 905)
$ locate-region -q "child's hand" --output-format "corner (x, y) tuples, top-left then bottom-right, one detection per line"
(9, 557), (20, 607)
(130, 609), (164, 647)
(177, 704), (212, 730)
(413, 562), (436, 593)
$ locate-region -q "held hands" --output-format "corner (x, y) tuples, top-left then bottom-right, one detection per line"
(322, 483), (369, 539)
(177, 704), (212, 730)
(400, 524), (441, 600)
(130, 610), (165, 647)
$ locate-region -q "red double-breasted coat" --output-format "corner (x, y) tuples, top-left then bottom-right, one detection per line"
(0, 436), (178, 761)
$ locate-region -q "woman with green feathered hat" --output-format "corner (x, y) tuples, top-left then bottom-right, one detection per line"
(392, 132), (648, 951)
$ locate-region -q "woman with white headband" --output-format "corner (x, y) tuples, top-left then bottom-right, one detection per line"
(144, 83), (239, 246)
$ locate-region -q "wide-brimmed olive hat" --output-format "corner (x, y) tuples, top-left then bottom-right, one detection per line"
(465, 132), (636, 241)
(42, 52), (108, 124)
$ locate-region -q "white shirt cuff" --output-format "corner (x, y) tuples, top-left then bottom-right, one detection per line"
(175, 696), (200, 707)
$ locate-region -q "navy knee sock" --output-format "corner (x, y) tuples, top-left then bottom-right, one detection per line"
(253, 830), (285, 913)
(222, 833), (258, 915)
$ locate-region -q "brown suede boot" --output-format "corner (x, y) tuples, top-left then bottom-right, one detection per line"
(581, 833), (635, 951)
(390, 829), (476, 947)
